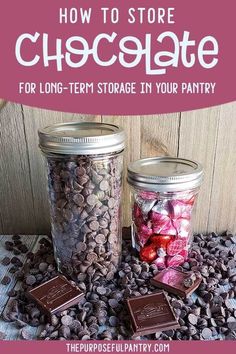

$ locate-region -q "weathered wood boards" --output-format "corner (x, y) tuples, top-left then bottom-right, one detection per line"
(0, 102), (235, 233)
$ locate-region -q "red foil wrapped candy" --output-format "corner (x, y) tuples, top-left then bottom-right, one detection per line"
(150, 235), (173, 250)
(140, 243), (157, 263)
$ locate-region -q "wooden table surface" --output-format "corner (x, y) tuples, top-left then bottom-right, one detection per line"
(0, 235), (44, 340)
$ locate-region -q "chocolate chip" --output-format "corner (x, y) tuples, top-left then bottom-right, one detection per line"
(8, 289), (17, 297)
(183, 277), (194, 288)
(14, 240), (22, 246)
(12, 234), (21, 240)
(11, 257), (23, 267)
(99, 218), (108, 229)
(89, 220), (99, 231)
(19, 245), (28, 254)
(99, 180), (109, 191)
(15, 319), (27, 328)
(20, 328), (32, 340)
(227, 317), (236, 330)
(108, 198), (116, 208)
(5, 241), (14, 247)
(87, 194), (97, 206)
(73, 193), (85, 206)
(201, 328), (212, 339)
(76, 242), (87, 252)
(108, 233), (117, 244)
(13, 249), (21, 255)
(188, 314), (198, 325)
(61, 315), (73, 326)
(97, 286), (107, 296)
(109, 219), (117, 231)
(59, 325), (71, 339)
(1, 256), (11, 266)
(1, 276), (11, 285)
(95, 234), (106, 244)
(108, 299), (119, 308)
(225, 299), (234, 309)
(109, 316), (119, 327)
(75, 166), (86, 176)
(86, 252), (98, 263)
(38, 262), (48, 272)
(26, 275), (36, 286)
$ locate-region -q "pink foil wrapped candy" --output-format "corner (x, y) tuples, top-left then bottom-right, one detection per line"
(167, 254), (185, 267)
(137, 198), (157, 215)
(152, 213), (177, 236)
(137, 222), (153, 247)
(133, 204), (144, 227)
(152, 200), (169, 216)
(167, 238), (186, 256)
(178, 249), (188, 260)
(174, 217), (191, 237)
(168, 199), (193, 220)
(153, 256), (166, 269)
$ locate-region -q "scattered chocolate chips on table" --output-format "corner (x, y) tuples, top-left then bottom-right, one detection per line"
(1, 256), (11, 266)
(1, 231), (236, 340)
(1, 275), (11, 285)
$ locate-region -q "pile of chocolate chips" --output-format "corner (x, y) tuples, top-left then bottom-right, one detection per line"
(1, 231), (236, 340)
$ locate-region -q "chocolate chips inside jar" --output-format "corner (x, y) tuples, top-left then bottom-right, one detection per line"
(38, 122), (125, 283)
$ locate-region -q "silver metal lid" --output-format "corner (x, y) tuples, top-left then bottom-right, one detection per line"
(38, 122), (125, 155)
(128, 157), (204, 192)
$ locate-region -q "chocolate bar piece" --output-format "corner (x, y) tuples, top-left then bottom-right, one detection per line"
(150, 268), (202, 298)
(126, 291), (179, 337)
(27, 275), (84, 317)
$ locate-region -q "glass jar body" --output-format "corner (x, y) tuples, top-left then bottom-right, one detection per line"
(44, 151), (124, 283)
(130, 186), (200, 267)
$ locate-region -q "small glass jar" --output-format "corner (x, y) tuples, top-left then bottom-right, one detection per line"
(128, 157), (203, 268)
(38, 122), (125, 283)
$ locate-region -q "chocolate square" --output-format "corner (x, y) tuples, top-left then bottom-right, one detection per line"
(150, 268), (202, 298)
(126, 291), (179, 337)
(27, 275), (84, 317)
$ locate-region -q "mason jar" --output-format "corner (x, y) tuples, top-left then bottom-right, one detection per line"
(128, 157), (203, 268)
(38, 122), (125, 283)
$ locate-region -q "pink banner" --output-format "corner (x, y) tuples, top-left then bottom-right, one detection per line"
(0, 341), (236, 354)
(0, 0), (235, 114)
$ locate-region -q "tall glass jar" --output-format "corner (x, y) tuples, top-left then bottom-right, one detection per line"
(38, 122), (125, 283)
(128, 157), (203, 268)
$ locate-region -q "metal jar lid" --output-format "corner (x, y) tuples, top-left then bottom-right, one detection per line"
(38, 122), (125, 155)
(128, 157), (204, 192)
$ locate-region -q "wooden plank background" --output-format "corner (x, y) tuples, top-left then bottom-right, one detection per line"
(0, 101), (235, 234)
